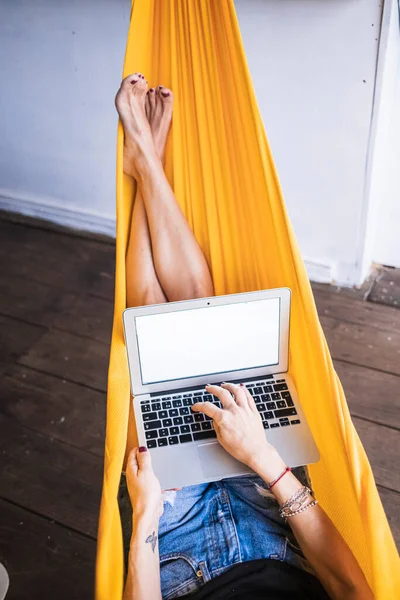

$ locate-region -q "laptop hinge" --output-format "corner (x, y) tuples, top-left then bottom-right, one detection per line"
(149, 374), (274, 397)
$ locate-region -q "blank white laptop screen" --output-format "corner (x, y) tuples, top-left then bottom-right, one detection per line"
(135, 298), (281, 385)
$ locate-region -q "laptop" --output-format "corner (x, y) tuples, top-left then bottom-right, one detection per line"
(123, 288), (319, 489)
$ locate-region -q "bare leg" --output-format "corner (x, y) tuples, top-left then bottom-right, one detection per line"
(116, 73), (214, 304)
(122, 74), (166, 307)
(125, 190), (166, 307)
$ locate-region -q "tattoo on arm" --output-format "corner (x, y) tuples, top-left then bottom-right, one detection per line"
(145, 531), (158, 553)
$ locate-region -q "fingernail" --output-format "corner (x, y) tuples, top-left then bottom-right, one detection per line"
(161, 91), (170, 97)
(139, 446), (147, 453)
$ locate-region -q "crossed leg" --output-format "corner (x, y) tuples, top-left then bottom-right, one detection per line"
(115, 72), (214, 307)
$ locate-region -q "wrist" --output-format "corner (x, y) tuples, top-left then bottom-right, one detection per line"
(132, 510), (160, 533)
(250, 447), (306, 505)
(250, 445), (287, 482)
(131, 516), (160, 555)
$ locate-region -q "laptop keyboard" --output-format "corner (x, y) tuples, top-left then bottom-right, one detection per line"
(141, 379), (301, 449)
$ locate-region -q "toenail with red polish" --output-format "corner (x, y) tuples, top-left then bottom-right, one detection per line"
(139, 446), (147, 453)
(131, 79), (138, 84)
(161, 91), (170, 97)
(150, 88), (155, 92)
(159, 85), (164, 89)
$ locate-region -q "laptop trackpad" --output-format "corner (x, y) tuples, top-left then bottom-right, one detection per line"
(197, 442), (252, 478)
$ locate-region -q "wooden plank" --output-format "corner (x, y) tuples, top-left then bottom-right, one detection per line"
(54, 293), (113, 344)
(353, 417), (400, 492)
(1, 366), (105, 455)
(0, 499), (96, 600)
(82, 239), (115, 301)
(88, 257), (115, 301)
(0, 207), (114, 245)
(19, 329), (109, 392)
(321, 315), (400, 375)
(0, 273), (75, 327)
(0, 315), (44, 373)
(314, 287), (400, 334)
(311, 274), (378, 303)
(369, 267), (400, 308)
(0, 219), (115, 297)
(0, 415), (103, 536)
(377, 486), (400, 550)
(334, 361), (400, 429)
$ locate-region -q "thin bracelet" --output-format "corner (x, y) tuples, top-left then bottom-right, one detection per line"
(280, 486), (311, 510)
(267, 466), (291, 490)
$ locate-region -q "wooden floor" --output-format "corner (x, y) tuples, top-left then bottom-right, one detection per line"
(0, 212), (399, 599)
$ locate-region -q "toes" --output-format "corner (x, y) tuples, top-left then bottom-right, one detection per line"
(129, 74), (141, 86)
(158, 85), (173, 104)
(121, 72), (141, 88)
(137, 446), (152, 470)
(120, 72), (148, 92)
(147, 87), (156, 112)
(145, 94), (151, 120)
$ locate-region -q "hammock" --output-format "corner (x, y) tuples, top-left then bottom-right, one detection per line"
(96, 1), (400, 598)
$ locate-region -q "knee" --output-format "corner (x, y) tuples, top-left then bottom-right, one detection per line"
(127, 285), (166, 308)
(190, 278), (214, 300)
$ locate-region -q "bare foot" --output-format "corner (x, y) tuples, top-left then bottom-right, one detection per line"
(145, 85), (174, 163)
(115, 72), (160, 179)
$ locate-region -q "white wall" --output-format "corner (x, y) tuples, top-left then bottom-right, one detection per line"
(0, 0), (130, 236)
(0, 0), (390, 285)
(368, 0), (400, 268)
(235, 0), (382, 285)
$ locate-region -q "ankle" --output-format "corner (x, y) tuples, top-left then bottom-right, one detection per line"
(134, 151), (163, 182)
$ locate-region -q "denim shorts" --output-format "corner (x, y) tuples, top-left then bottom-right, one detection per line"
(119, 467), (314, 600)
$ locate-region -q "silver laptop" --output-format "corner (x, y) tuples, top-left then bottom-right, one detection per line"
(123, 288), (319, 489)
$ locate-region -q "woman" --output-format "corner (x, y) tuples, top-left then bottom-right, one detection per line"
(115, 73), (373, 600)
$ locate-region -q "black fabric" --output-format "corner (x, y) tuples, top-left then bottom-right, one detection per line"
(185, 559), (330, 600)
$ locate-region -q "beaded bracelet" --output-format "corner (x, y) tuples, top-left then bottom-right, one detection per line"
(283, 499), (319, 519)
(279, 486), (318, 520)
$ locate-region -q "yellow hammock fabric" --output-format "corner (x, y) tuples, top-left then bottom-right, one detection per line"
(96, 1), (399, 598)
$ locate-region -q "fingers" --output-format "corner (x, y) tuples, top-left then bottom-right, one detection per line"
(205, 384), (235, 409)
(192, 401), (223, 423)
(136, 446), (152, 471)
(239, 384), (258, 412)
(220, 382), (249, 409)
(127, 447), (139, 477)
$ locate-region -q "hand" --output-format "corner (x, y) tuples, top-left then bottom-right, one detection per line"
(126, 446), (163, 523)
(192, 383), (281, 473)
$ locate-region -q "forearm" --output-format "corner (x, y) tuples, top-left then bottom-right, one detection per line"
(124, 515), (162, 600)
(253, 451), (373, 600)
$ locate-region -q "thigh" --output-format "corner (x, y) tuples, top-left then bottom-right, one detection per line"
(158, 482), (218, 599)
